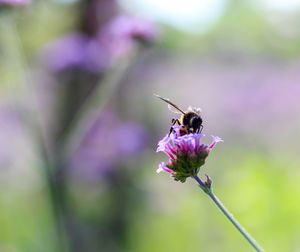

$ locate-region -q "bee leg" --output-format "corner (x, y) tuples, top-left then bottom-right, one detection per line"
(199, 125), (203, 133)
(169, 119), (181, 136)
(171, 118), (180, 126)
(192, 127), (198, 134)
(186, 125), (191, 134)
(168, 126), (174, 136)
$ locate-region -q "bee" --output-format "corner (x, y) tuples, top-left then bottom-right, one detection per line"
(154, 94), (203, 136)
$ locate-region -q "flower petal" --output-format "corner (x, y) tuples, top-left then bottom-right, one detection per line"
(156, 162), (175, 175)
(156, 134), (170, 152)
(156, 162), (166, 173)
(193, 133), (204, 150)
(209, 135), (224, 149)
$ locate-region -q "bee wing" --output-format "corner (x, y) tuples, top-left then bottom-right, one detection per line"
(167, 104), (183, 114)
(154, 94), (185, 115)
(187, 106), (202, 115)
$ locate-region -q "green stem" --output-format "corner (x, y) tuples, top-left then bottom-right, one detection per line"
(193, 175), (264, 252)
(5, 14), (68, 252)
(61, 47), (141, 162)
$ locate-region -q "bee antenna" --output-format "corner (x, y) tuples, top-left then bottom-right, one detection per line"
(154, 94), (186, 115)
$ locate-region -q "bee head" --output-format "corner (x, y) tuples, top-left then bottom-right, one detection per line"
(191, 116), (202, 131)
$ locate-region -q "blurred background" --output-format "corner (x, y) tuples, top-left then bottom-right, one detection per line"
(1, 0), (300, 251)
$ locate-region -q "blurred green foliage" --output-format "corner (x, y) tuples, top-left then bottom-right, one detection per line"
(127, 151), (300, 252)
(1, 0), (300, 251)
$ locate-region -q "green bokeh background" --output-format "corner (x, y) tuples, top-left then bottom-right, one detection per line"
(1, 0), (300, 251)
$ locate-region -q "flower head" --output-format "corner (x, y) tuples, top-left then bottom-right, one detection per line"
(156, 125), (223, 182)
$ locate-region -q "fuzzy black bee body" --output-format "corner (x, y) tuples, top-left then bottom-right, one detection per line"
(155, 94), (203, 135)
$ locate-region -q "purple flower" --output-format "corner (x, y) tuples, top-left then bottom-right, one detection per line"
(43, 33), (110, 73)
(97, 15), (157, 61)
(0, 0), (30, 6)
(104, 15), (156, 42)
(69, 112), (148, 180)
(156, 125), (223, 182)
(42, 15), (156, 73)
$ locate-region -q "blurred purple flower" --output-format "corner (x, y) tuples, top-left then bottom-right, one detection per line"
(0, 0), (30, 6)
(69, 112), (148, 180)
(157, 125), (223, 183)
(98, 15), (157, 61)
(43, 15), (156, 73)
(43, 33), (110, 73)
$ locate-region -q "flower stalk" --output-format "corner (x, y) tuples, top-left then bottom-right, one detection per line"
(193, 175), (264, 252)
(156, 124), (264, 251)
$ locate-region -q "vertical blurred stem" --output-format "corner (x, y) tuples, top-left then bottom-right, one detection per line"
(5, 9), (143, 251)
(193, 175), (264, 252)
(61, 47), (141, 161)
(38, 136), (69, 252)
(4, 13), (68, 252)
(53, 47), (142, 251)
